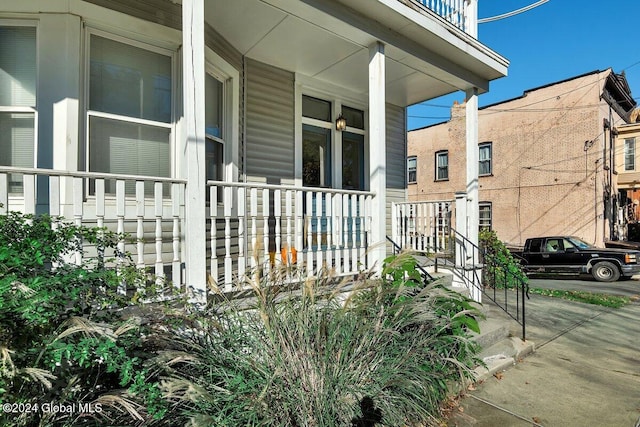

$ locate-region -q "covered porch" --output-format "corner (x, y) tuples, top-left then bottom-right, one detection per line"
(0, 0), (508, 299)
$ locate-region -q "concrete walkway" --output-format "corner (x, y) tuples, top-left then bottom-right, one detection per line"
(447, 290), (640, 426)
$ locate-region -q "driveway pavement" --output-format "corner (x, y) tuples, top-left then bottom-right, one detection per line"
(447, 277), (640, 426)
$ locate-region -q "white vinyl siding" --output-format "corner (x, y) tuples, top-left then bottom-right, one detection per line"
(245, 59), (294, 182)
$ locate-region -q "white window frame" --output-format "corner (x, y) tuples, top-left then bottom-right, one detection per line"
(83, 28), (177, 185)
(295, 76), (368, 191)
(479, 142), (492, 176)
(435, 150), (448, 181)
(0, 20), (39, 169)
(204, 47), (240, 207)
(479, 201), (492, 231)
(624, 138), (635, 172)
(407, 156), (417, 184)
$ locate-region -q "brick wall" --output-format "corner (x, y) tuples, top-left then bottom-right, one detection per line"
(408, 70), (627, 246)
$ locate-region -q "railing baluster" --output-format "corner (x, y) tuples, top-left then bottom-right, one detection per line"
(24, 174), (35, 215)
(358, 194), (366, 266)
(116, 179), (126, 294)
(334, 194), (343, 274)
(342, 194), (350, 273)
(171, 183), (182, 289)
(224, 186), (233, 291)
(136, 181), (145, 272)
(237, 187), (246, 283)
(154, 182), (164, 281)
(350, 194), (357, 270)
(274, 189), (282, 267)
(285, 190), (293, 268)
(73, 177), (83, 266)
(325, 193), (333, 271)
(315, 191), (323, 272)
(306, 191), (313, 276)
(210, 185), (218, 288)
(262, 188), (270, 275)
(250, 188), (258, 276)
(295, 190), (304, 271)
(95, 179), (105, 267)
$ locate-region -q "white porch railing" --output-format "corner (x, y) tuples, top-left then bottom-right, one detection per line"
(0, 166), (187, 293)
(408, 0), (472, 33)
(207, 180), (374, 291)
(0, 166), (374, 296)
(391, 200), (452, 254)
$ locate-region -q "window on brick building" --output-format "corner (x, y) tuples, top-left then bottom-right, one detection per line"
(479, 202), (492, 231)
(625, 138), (635, 171)
(407, 156), (417, 184)
(479, 142), (492, 176)
(435, 150), (448, 181)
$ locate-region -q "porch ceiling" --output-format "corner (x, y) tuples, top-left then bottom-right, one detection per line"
(205, 0), (508, 107)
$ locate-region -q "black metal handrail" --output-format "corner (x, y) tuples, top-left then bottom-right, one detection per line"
(386, 236), (435, 283)
(451, 228), (528, 341)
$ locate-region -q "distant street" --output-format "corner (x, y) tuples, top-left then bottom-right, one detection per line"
(527, 275), (640, 298)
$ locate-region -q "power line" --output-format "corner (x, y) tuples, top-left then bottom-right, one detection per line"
(478, 0), (551, 24)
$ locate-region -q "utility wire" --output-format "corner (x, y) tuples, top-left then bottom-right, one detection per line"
(478, 0), (550, 24)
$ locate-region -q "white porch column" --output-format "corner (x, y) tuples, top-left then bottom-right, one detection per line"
(465, 87), (479, 250)
(368, 41), (386, 272)
(453, 191), (467, 289)
(465, 87), (482, 303)
(182, 0), (207, 301)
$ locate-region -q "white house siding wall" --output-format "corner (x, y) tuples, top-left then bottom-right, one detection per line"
(245, 58), (295, 184)
(408, 70), (629, 247)
(386, 103), (408, 249)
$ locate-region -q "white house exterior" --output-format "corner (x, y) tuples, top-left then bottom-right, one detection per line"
(0, 0), (507, 299)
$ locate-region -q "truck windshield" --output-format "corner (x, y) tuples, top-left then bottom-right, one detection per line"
(567, 237), (592, 249)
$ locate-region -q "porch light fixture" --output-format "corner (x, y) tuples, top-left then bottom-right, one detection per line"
(336, 114), (347, 131)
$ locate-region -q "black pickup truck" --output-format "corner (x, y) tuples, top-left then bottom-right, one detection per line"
(511, 236), (640, 282)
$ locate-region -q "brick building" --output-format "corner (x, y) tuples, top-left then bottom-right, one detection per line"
(408, 69), (636, 247)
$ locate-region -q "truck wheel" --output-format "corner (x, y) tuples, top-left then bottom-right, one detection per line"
(591, 261), (620, 282)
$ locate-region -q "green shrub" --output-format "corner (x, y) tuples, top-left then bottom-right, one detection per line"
(144, 253), (482, 426)
(0, 212), (164, 426)
(479, 229), (528, 290)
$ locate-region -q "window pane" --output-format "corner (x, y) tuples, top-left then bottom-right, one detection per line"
(302, 96), (331, 122)
(205, 74), (223, 138)
(436, 152), (448, 180)
(0, 26), (36, 107)
(206, 138), (223, 181)
(0, 112), (34, 167)
(343, 132), (364, 190)
(479, 203), (492, 230)
(0, 112), (34, 192)
(302, 124), (331, 187)
(625, 138), (635, 171)
(90, 35), (172, 123)
(342, 105), (364, 129)
(89, 116), (170, 193)
(408, 157), (417, 183)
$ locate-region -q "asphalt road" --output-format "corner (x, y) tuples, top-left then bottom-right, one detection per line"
(526, 274), (640, 298)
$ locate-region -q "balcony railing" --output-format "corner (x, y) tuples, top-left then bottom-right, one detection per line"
(392, 200), (453, 254)
(0, 166), (374, 296)
(408, 0), (473, 33)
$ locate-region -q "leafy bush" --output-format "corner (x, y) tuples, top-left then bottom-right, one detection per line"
(479, 229), (528, 290)
(0, 212), (164, 426)
(142, 253), (482, 426)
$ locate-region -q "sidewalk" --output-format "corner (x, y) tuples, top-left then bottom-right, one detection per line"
(446, 292), (640, 426)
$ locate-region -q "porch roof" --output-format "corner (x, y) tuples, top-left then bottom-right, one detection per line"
(204, 0), (509, 106)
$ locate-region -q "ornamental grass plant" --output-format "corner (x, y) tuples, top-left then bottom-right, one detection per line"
(145, 253), (482, 426)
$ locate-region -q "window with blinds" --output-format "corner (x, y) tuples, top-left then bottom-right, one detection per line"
(0, 25), (37, 192)
(479, 142), (492, 176)
(87, 33), (173, 194)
